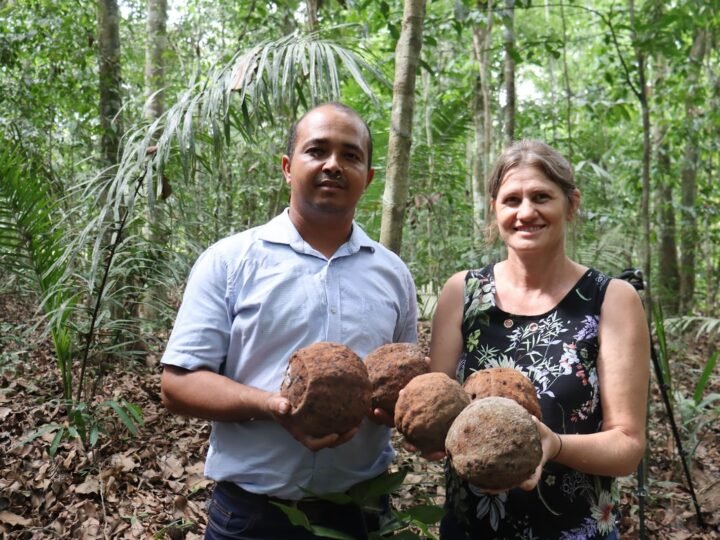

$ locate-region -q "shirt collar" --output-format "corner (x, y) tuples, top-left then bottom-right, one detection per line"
(259, 208), (376, 257)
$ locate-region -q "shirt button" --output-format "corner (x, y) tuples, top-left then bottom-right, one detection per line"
(330, 308), (337, 314)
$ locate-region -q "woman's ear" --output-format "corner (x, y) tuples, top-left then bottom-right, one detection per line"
(568, 189), (581, 219)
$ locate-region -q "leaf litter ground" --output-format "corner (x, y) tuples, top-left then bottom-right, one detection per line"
(0, 296), (718, 539)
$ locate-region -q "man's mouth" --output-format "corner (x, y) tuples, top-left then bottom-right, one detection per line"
(315, 174), (346, 189)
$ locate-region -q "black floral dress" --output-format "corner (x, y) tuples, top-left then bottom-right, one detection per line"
(441, 265), (619, 540)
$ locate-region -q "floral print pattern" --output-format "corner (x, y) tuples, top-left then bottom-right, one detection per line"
(443, 266), (619, 539)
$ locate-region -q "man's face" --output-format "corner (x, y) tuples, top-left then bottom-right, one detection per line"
(282, 105), (374, 219)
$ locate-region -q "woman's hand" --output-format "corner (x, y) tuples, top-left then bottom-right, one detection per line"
(517, 416), (562, 491)
(400, 439), (446, 461)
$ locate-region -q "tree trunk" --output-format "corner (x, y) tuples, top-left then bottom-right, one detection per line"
(656, 130), (680, 315)
(559, 1), (573, 159)
(471, 0), (493, 243)
(678, 29), (707, 313)
(502, 0), (516, 145)
(144, 0), (167, 122)
(630, 0), (653, 317)
(379, 0), (426, 254)
(142, 0), (169, 321)
(306, 0), (319, 31)
(97, 0), (123, 168)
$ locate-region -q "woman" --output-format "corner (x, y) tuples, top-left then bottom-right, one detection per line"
(430, 140), (649, 539)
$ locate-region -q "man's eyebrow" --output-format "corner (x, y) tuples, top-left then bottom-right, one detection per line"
(302, 138), (364, 154)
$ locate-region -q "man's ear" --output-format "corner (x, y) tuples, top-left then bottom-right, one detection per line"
(282, 155), (292, 185)
(364, 168), (375, 190)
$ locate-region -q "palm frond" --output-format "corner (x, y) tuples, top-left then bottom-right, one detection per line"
(665, 316), (720, 340)
(0, 142), (76, 399)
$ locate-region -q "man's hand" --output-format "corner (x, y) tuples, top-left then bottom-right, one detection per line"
(266, 394), (361, 451)
(368, 407), (394, 427)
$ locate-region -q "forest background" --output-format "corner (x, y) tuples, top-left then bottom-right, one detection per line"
(0, 0), (719, 538)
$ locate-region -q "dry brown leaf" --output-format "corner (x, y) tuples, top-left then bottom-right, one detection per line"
(75, 476), (101, 495)
(160, 454), (185, 479)
(111, 452), (138, 472)
(0, 510), (31, 526)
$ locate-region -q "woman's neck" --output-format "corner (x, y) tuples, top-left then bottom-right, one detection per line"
(494, 251), (585, 315)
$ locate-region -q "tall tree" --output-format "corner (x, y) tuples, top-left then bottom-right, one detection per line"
(142, 0), (169, 320)
(471, 0), (494, 242)
(679, 28), (708, 312)
(144, 0), (167, 123)
(502, 0), (516, 144)
(380, 0), (426, 254)
(97, 0), (123, 168)
(628, 0), (653, 314)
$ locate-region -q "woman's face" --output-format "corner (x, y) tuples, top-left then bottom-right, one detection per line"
(491, 165), (578, 255)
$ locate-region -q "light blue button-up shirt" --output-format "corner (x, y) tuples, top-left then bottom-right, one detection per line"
(161, 209), (418, 499)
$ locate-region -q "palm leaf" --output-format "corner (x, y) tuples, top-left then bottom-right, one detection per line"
(0, 142), (76, 399)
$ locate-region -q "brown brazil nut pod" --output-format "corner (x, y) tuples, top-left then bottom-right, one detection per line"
(463, 367), (542, 420)
(394, 372), (470, 454)
(445, 396), (542, 491)
(280, 342), (371, 438)
(364, 343), (429, 415)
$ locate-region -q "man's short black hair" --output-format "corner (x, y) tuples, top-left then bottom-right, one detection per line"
(285, 102), (373, 170)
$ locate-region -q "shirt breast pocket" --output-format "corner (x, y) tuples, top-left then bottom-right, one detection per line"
(346, 294), (400, 346)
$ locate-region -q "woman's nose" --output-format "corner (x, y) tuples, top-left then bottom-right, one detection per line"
(517, 198), (536, 219)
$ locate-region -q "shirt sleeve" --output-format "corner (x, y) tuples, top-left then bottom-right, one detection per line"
(395, 266), (419, 344)
(160, 246), (232, 372)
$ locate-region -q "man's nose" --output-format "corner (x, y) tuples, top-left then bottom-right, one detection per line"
(322, 152), (342, 173)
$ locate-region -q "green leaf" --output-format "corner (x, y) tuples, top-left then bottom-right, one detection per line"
(347, 469), (408, 504)
(19, 423), (61, 446)
(405, 504), (445, 524)
(89, 423), (100, 448)
(652, 304), (673, 393)
(269, 502), (311, 530)
(309, 525), (356, 540)
(103, 400), (140, 435)
(693, 350), (718, 404)
(49, 426), (65, 456)
(123, 401), (145, 426)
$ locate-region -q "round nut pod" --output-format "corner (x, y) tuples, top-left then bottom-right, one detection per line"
(394, 372), (470, 454)
(445, 396), (542, 491)
(364, 342), (429, 415)
(463, 367), (542, 420)
(280, 342), (371, 438)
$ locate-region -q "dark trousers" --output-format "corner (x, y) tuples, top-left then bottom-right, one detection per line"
(205, 481), (388, 540)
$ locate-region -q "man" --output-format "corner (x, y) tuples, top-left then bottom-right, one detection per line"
(160, 102), (418, 539)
